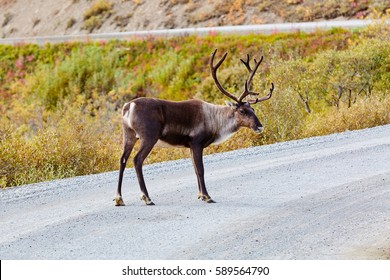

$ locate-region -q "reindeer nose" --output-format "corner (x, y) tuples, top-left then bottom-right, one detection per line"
(256, 126), (264, 133)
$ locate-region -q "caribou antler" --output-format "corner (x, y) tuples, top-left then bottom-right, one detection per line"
(237, 54), (264, 103)
(210, 49), (274, 104)
(239, 54), (274, 104)
(247, 82), (274, 104)
(210, 49), (240, 103)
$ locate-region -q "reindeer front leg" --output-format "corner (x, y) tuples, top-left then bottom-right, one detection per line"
(190, 145), (215, 203)
(133, 137), (158, 206)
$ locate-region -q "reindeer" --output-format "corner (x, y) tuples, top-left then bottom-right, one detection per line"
(114, 49), (274, 206)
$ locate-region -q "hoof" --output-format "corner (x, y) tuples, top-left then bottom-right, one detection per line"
(198, 194), (215, 203)
(114, 196), (125, 206)
(140, 194), (155, 206)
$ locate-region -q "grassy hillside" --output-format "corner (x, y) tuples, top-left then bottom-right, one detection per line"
(0, 22), (389, 188)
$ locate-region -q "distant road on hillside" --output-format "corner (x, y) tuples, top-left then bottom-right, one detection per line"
(0, 19), (387, 45)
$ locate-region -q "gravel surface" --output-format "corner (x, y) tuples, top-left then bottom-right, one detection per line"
(1, 125), (390, 260)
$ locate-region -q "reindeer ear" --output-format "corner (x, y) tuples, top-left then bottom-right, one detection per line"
(225, 101), (238, 109)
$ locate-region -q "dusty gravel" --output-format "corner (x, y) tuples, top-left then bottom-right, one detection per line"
(1, 125), (390, 260)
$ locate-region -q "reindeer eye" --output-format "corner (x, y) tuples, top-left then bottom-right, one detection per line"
(239, 109), (246, 115)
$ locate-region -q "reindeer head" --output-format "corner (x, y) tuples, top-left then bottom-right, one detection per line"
(210, 49), (274, 133)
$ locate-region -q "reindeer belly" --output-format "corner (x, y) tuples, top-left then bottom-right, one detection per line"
(158, 132), (191, 148)
(155, 140), (186, 148)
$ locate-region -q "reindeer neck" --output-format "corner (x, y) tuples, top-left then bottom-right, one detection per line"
(201, 102), (238, 144)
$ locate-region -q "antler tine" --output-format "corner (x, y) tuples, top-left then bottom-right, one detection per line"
(248, 82), (274, 104)
(237, 55), (264, 103)
(240, 54), (252, 72)
(210, 49), (240, 103)
(246, 55), (263, 90)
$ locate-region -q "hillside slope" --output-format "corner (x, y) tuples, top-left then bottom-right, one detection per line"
(1, 0), (389, 38)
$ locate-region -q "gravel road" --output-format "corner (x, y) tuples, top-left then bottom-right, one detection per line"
(1, 125), (390, 260)
(0, 20), (383, 45)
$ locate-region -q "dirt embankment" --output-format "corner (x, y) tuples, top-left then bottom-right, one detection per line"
(1, 0), (388, 38)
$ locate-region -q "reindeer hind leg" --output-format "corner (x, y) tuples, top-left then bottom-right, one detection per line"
(133, 137), (158, 205)
(115, 126), (137, 206)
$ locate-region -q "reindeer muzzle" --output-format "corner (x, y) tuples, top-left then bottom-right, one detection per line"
(255, 126), (264, 133)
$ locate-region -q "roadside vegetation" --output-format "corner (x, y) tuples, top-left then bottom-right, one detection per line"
(0, 22), (389, 188)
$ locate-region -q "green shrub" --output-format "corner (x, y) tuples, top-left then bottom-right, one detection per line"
(20, 45), (126, 111)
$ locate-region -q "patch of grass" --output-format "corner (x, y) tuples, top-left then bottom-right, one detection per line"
(2, 12), (13, 27)
(83, 0), (113, 20)
(82, 15), (103, 32)
(66, 17), (77, 29)
(0, 109), (121, 188)
(114, 14), (132, 28)
(82, 0), (113, 32)
(303, 96), (390, 137)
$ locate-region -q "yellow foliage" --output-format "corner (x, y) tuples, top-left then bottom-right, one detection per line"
(83, 0), (113, 20)
(303, 96), (390, 137)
